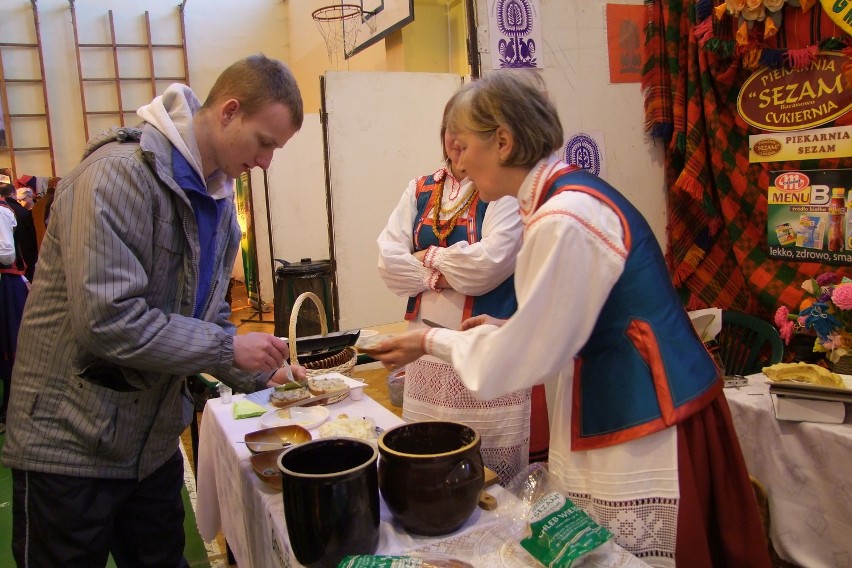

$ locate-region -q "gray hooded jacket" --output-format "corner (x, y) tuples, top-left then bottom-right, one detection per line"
(1, 120), (270, 479)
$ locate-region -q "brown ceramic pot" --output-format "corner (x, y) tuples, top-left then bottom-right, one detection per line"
(378, 421), (484, 536)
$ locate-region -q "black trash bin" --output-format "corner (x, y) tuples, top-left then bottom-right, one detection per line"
(274, 258), (335, 338)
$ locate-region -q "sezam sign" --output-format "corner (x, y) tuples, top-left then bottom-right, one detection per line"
(738, 52), (852, 132)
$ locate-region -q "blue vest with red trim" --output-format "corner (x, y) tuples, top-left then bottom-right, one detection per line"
(538, 168), (721, 451)
(404, 173), (517, 322)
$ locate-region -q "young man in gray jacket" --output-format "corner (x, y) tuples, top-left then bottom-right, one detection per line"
(2, 54), (305, 567)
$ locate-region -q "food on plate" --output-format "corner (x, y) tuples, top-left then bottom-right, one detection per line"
(270, 386), (311, 407)
(762, 362), (845, 387)
(307, 376), (348, 396)
(318, 414), (376, 441)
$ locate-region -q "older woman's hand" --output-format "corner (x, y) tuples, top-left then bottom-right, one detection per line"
(460, 315), (507, 330)
(369, 329), (428, 371)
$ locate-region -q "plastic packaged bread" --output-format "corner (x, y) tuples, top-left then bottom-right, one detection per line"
(762, 362), (845, 387)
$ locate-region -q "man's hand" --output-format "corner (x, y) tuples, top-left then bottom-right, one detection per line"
(233, 333), (290, 372)
(266, 363), (307, 388)
(368, 329), (428, 371)
(460, 315), (507, 330)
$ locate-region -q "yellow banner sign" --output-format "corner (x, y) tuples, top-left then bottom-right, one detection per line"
(749, 125), (852, 162)
(822, 0), (852, 36)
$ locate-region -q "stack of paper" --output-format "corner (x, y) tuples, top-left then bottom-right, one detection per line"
(768, 381), (851, 424)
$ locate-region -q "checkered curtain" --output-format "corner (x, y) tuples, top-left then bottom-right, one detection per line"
(643, 0), (852, 321)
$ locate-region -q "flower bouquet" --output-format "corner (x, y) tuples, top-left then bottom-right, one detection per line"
(774, 272), (852, 369)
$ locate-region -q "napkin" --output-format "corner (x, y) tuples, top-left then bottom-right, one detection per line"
(232, 400), (267, 420)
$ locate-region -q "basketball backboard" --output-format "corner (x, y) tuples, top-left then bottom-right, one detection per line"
(347, 0), (414, 58)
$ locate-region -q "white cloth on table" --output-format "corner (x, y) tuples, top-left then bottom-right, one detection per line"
(425, 157), (679, 566)
(725, 375), (852, 568)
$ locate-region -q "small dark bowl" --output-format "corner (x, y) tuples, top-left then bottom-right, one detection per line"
(250, 448), (287, 490)
(244, 424), (312, 454)
(378, 421), (484, 536)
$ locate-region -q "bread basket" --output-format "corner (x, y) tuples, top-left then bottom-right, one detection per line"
(289, 292), (356, 404)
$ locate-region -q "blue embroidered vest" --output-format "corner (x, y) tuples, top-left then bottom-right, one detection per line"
(536, 167), (721, 451)
(404, 173), (517, 322)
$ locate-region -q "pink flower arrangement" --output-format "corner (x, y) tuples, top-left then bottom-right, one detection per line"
(774, 272), (852, 363)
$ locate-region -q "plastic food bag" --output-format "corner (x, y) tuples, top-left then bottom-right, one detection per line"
(493, 463), (650, 568)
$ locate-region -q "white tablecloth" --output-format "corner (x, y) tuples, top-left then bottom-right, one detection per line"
(195, 390), (650, 568)
(724, 374), (852, 568)
(195, 391), (503, 568)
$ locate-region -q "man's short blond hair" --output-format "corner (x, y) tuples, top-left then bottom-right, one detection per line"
(447, 71), (563, 168)
(202, 54), (304, 130)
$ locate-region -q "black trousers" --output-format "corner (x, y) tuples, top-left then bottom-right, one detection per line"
(12, 450), (190, 568)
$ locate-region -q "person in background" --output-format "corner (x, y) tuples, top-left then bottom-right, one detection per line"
(0, 197), (22, 434)
(377, 92), (541, 485)
(1, 54), (307, 567)
(368, 71), (771, 567)
(16, 187), (34, 210)
(1, 182), (37, 282)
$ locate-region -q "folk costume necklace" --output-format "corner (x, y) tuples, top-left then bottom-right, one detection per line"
(432, 171), (477, 241)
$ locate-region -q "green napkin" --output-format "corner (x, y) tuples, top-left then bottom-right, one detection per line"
(233, 400), (267, 420)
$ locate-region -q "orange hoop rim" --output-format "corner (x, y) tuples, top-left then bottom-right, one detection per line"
(312, 4), (362, 22)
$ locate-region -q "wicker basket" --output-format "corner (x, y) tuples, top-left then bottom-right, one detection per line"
(828, 354), (852, 375)
(289, 292), (356, 404)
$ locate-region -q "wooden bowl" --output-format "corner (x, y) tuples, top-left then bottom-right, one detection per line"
(244, 424), (312, 454)
(250, 448), (287, 490)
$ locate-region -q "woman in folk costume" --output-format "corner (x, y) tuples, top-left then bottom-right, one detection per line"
(377, 91), (550, 485)
(0, 196), (29, 433)
(369, 71), (770, 567)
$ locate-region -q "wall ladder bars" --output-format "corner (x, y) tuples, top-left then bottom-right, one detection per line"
(68, 0), (190, 141)
(0, 0), (57, 180)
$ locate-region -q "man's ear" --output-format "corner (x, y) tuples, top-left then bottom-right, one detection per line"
(495, 126), (514, 162)
(220, 99), (241, 126)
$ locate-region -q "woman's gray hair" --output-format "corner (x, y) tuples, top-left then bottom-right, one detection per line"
(447, 71), (563, 168)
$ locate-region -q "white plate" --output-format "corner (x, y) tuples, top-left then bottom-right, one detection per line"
(260, 406), (330, 430)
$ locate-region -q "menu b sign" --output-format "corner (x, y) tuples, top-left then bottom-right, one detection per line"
(768, 169), (852, 265)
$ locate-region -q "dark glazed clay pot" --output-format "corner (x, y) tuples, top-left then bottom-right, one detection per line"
(378, 421), (484, 536)
(278, 438), (379, 568)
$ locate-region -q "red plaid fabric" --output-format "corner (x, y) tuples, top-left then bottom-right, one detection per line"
(646, 1), (852, 321)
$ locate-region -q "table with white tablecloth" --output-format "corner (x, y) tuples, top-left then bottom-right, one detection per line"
(195, 387), (650, 568)
(723, 374), (852, 568)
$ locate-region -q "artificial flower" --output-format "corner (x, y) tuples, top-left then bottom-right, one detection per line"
(774, 273), (852, 364)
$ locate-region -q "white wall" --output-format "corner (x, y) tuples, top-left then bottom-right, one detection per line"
(476, 0), (666, 245)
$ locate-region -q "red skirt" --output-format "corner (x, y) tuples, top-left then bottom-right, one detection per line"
(675, 394), (771, 567)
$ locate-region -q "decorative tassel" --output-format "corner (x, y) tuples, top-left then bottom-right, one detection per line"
(696, 0), (713, 22)
(763, 16), (778, 40)
(649, 122), (674, 140)
(673, 245), (707, 286)
(785, 45), (818, 70)
(742, 47), (763, 70)
(676, 173), (707, 201)
(759, 48), (785, 68)
(736, 20), (749, 45)
(694, 17), (714, 46)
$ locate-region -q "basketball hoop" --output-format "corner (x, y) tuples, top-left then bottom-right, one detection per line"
(312, 4), (363, 63)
